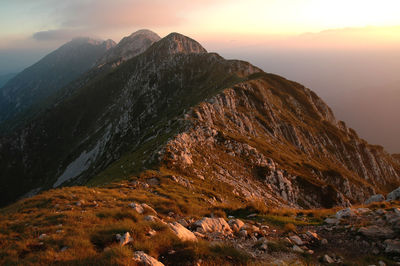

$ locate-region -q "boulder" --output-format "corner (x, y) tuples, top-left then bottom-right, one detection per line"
(335, 208), (356, 219)
(168, 222), (197, 242)
(132, 251), (164, 266)
(144, 215), (158, 223)
(365, 194), (385, 204)
(324, 218), (338, 225)
(142, 203), (157, 214)
(119, 232), (133, 246)
(194, 217), (232, 235)
(387, 187), (400, 201)
(177, 219), (189, 227)
(384, 239), (400, 254)
(228, 219), (245, 232)
(259, 243), (268, 251)
(129, 202), (144, 214)
(384, 212), (400, 224)
(306, 231), (320, 240)
(239, 229), (248, 238)
(322, 254), (334, 263)
(289, 235), (304, 246)
(38, 234), (48, 240)
(292, 245), (304, 253)
(146, 229), (157, 237)
(358, 226), (396, 239)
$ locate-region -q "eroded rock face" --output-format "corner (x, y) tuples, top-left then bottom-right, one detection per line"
(162, 77), (400, 208)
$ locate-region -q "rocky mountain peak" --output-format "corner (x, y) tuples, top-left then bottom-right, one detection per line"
(64, 37), (104, 47)
(96, 29), (160, 66)
(127, 29), (160, 39)
(151, 32), (207, 56)
(102, 39), (117, 50)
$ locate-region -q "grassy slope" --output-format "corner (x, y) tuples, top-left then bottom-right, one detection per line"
(1, 171), (398, 265)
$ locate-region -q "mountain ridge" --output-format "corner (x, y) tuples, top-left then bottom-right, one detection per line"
(0, 31), (399, 210)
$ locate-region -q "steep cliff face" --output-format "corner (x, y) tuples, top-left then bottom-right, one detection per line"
(161, 75), (400, 208)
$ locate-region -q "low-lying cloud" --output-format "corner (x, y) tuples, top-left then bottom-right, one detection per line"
(32, 29), (78, 41)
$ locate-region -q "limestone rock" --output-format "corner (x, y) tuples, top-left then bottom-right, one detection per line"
(292, 245), (304, 253)
(322, 254), (334, 263)
(116, 232), (133, 246)
(387, 187), (400, 201)
(38, 234), (48, 240)
(194, 217), (232, 235)
(144, 215), (158, 223)
(306, 231), (320, 240)
(325, 218), (338, 224)
(177, 219), (189, 227)
(384, 239), (400, 254)
(168, 222), (197, 242)
(335, 208), (356, 219)
(239, 229), (248, 238)
(141, 203), (157, 214)
(119, 232), (133, 246)
(358, 226), (396, 239)
(132, 251), (164, 266)
(129, 202), (144, 214)
(228, 218), (245, 232)
(365, 194), (385, 204)
(289, 235), (304, 246)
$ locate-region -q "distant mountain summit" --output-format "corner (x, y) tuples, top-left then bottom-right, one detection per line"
(153, 32), (207, 55)
(96, 29), (161, 67)
(0, 37), (116, 127)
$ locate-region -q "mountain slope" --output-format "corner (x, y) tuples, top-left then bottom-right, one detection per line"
(0, 32), (399, 209)
(0, 33), (259, 206)
(0, 38), (116, 128)
(0, 72), (17, 88)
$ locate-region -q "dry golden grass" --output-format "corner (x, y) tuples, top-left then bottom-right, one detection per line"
(0, 173), (251, 265)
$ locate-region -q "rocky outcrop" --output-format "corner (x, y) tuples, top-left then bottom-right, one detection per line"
(358, 226), (396, 239)
(117, 232), (133, 246)
(194, 217), (232, 235)
(132, 251), (164, 266)
(365, 194), (385, 204)
(168, 222), (197, 242)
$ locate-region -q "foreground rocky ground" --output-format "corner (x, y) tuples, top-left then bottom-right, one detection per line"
(1, 174), (399, 265)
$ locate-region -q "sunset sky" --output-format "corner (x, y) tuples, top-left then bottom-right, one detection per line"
(1, 0), (400, 54)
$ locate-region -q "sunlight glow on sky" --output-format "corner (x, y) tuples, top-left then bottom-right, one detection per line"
(1, 0), (400, 42)
(1, 0), (400, 72)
